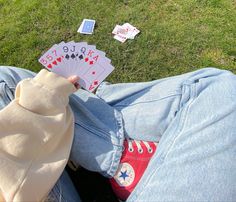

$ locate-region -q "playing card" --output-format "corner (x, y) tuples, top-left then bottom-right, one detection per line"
(67, 43), (95, 75)
(84, 63), (114, 92)
(53, 41), (76, 77)
(122, 23), (140, 39)
(80, 47), (110, 70)
(112, 23), (140, 42)
(112, 25), (128, 35)
(72, 43), (112, 89)
(114, 34), (127, 43)
(38, 44), (65, 70)
(38, 41), (114, 92)
(77, 19), (96, 34)
(69, 42), (88, 76)
(48, 42), (68, 77)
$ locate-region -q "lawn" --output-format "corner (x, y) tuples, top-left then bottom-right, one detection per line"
(0, 0), (236, 83)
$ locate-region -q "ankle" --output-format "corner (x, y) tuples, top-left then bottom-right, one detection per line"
(110, 138), (158, 200)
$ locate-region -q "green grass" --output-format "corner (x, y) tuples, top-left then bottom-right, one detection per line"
(0, 0), (236, 83)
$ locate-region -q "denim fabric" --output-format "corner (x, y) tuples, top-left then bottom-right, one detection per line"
(69, 89), (124, 177)
(1, 66), (236, 201)
(70, 67), (236, 201)
(0, 66), (81, 202)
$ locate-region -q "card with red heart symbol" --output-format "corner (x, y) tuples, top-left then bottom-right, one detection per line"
(38, 41), (114, 92)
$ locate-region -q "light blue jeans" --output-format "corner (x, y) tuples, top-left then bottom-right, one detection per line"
(0, 66), (236, 201)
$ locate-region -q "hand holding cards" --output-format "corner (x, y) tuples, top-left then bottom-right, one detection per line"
(38, 41), (114, 92)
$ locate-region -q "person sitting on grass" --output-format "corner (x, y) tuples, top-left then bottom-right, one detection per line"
(0, 66), (235, 202)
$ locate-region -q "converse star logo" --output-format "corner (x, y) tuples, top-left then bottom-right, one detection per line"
(113, 163), (135, 187)
(120, 170), (129, 180)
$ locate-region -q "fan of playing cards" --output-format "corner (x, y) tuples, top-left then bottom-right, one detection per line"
(38, 41), (114, 92)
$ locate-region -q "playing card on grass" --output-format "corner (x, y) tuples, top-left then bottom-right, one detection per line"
(38, 41), (114, 92)
(112, 23), (140, 42)
(77, 19), (96, 34)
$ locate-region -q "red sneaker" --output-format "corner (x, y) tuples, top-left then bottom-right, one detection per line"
(110, 139), (158, 201)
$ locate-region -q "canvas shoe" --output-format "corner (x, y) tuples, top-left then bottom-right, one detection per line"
(110, 138), (158, 201)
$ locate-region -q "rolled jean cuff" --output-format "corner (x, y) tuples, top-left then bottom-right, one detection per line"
(69, 89), (125, 177)
(106, 109), (124, 177)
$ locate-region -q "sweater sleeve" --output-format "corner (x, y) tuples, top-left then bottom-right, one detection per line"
(0, 69), (77, 202)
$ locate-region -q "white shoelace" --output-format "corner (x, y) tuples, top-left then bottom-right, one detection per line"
(127, 139), (155, 154)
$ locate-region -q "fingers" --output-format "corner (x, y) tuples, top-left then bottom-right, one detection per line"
(68, 75), (79, 84)
(68, 75), (80, 89)
(74, 82), (80, 89)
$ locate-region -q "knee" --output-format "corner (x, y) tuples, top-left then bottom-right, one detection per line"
(0, 66), (13, 76)
(201, 72), (236, 102)
(214, 72), (236, 92)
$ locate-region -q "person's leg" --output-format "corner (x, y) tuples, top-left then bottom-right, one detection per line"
(69, 68), (213, 173)
(70, 67), (236, 201)
(0, 66), (35, 109)
(47, 170), (81, 202)
(0, 66), (81, 202)
(125, 68), (236, 201)
(70, 67), (226, 174)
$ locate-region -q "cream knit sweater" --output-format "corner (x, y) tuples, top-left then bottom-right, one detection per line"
(0, 69), (77, 201)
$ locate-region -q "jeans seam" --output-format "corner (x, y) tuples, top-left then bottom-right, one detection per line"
(129, 82), (197, 201)
(164, 83), (197, 160)
(106, 109), (125, 176)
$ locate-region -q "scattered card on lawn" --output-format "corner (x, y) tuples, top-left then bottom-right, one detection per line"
(38, 41), (114, 92)
(77, 19), (96, 34)
(112, 23), (140, 43)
